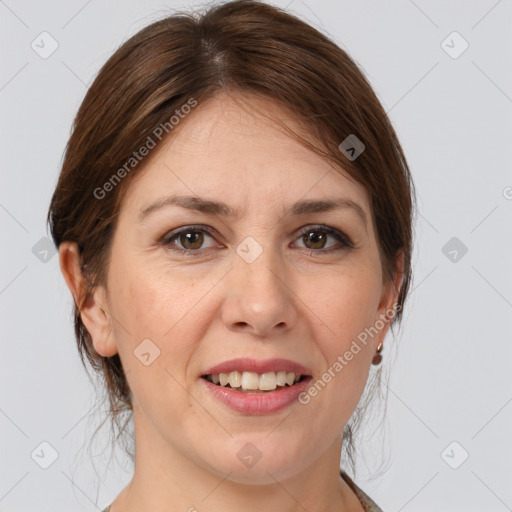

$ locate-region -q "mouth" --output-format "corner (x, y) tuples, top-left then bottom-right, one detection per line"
(201, 371), (311, 393)
(200, 361), (314, 414)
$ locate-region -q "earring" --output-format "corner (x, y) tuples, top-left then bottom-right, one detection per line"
(371, 342), (383, 365)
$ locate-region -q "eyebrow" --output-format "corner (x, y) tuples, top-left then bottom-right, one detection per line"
(138, 194), (368, 228)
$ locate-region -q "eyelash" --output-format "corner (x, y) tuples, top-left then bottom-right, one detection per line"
(161, 224), (355, 257)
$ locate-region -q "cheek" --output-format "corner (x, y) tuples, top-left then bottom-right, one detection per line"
(107, 257), (225, 391)
(303, 266), (381, 346)
(298, 268), (381, 406)
(110, 255), (215, 336)
(107, 263), (207, 417)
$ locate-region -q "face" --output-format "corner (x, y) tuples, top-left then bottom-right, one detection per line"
(74, 92), (399, 484)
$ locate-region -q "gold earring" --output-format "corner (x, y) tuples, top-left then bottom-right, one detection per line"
(371, 342), (383, 365)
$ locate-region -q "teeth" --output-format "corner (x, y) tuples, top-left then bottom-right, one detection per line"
(228, 371), (242, 388)
(241, 371), (260, 390)
(286, 372), (295, 386)
(206, 371), (303, 391)
(259, 372), (277, 390)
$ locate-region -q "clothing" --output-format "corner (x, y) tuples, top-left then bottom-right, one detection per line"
(100, 470), (383, 512)
(340, 470), (383, 511)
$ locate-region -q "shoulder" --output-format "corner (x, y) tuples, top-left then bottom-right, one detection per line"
(101, 475), (382, 512)
(340, 470), (384, 512)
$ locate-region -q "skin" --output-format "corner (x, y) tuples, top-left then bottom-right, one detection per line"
(60, 91), (402, 512)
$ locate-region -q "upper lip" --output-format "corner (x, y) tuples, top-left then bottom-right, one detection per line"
(201, 358), (312, 377)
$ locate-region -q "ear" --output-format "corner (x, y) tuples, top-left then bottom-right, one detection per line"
(374, 249), (404, 348)
(58, 241), (118, 357)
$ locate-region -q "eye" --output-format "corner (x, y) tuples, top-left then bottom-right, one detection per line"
(163, 225), (221, 254)
(161, 224), (354, 256)
(293, 225), (354, 254)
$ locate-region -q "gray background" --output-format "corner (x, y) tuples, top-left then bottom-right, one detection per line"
(1, 0), (511, 511)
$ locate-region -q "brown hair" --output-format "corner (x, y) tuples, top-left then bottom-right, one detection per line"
(47, 0), (415, 477)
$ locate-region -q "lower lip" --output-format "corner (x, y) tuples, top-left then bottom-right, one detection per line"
(200, 376), (312, 415)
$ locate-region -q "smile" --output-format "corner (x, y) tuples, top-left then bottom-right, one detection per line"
(203, 370), (305, 393)
(200, 373), (312, 414)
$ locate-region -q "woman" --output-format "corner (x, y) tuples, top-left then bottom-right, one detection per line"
(48, 1), (415, 510)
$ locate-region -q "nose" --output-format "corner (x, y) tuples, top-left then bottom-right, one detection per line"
(221, 245), (298, 337)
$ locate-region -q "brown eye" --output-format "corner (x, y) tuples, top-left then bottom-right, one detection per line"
(179, 231), (204, 250)
(302, 231), (328, 249)
(294, 225), (354, 254)
(163, 226), (220, 254)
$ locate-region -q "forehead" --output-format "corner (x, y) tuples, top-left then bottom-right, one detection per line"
(120, 92), (371, 219)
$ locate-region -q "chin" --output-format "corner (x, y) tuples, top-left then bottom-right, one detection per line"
(203, 441), (302, 485)
(220, 464), (300, 486)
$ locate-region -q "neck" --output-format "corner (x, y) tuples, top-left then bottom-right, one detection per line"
(110, 407), (363, 512)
